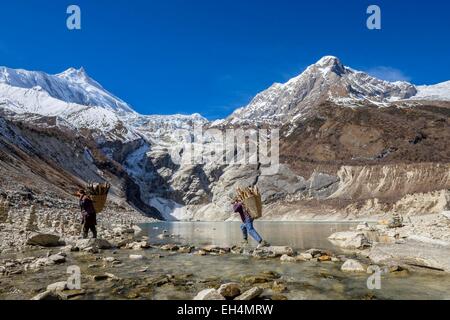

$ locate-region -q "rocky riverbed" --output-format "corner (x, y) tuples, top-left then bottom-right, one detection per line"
(2, 208), (450, 300)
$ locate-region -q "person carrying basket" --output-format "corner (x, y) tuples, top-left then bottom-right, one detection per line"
(76, 189), (97, 239)
(232, 187), (270, 248)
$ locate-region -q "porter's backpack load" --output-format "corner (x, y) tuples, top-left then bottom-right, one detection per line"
(236, 186), (263, 219)
(86, 183), (110, 214)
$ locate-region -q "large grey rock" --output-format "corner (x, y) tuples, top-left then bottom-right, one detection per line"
(368, 242), (450, 272)
(328, 231), (371, 249)
(47, 281), (68, 292)
(234, 287), (263, 301)
(218, 283), (241, 299)
(280, 254), (296, 262)
(253, 246), (294, 258)
(48, 254), (66, 264)
(368, 246), (395, 264)
(75, 238), (113, 250)
(26, 233), (61, 247)
(341, 259), (366, 272)
(193, 289), (226, 301)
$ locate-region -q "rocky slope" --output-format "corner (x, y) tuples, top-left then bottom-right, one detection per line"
(0, 56), (449, 221)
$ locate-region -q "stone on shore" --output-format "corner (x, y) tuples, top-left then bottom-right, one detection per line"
(328, 231), (371, 249)
(280, 254), (296, 262)
(193, 289), (226, 300)
(161, 244), (179, 251)
(75, 239), (113, 251)
(217, 283), (241, 299)
(26, 233), (61, 247)
(296, 252), (313, 261)
(234, 287), (263, 301)
(46, 281), (68, 292)
(341, 259), (366, 272)
(48, 254), (66, 264)
(125, 241), (151, 250)
(252, 246), (294, 258)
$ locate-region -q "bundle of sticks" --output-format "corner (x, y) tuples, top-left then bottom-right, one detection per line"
(236, 186), (263, 219)
(86, 182), (111, 214)
(87, 182), (111, 196)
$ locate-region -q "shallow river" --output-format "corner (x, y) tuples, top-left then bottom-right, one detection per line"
(1, 222), (450, 300)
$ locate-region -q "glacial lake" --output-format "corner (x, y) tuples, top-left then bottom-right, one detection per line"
(140, 221), (357, 250)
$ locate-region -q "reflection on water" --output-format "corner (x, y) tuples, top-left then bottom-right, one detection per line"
(141, 221), (356, 250)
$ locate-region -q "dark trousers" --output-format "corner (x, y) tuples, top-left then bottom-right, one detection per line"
(82, 223), (97, 239)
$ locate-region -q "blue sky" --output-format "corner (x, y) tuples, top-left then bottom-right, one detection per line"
(0, 0), (449, 119)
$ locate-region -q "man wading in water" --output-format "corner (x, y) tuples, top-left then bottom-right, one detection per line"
(76, 189), (97, 239)
(233, 198), (269, 248)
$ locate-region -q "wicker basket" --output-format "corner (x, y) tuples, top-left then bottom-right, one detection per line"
(242, 194), (263, 220)
(236, 186), (263, 220)
(90, 194), (107, 214)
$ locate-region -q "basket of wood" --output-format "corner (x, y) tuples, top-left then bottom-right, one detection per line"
(236, 186), (263, 220)
(86, 182), (110, 214)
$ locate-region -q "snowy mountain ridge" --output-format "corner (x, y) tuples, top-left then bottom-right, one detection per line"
(1, 56), (449, 134)
(227, 56), (428, 124)
(0, 66), (207, 142)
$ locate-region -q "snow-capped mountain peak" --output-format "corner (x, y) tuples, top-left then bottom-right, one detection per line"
(313, 55), (346, 75)
(227, 56), (421, 124)
(0, 66), (210, 143)
(0, 65), (136, 115)
(57, 67), (93, 84)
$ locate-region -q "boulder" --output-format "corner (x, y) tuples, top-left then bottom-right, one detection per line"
(341, 259), (366, 272)
(193, 289), (226, 301)
(368, 246), (395, 264)
(235, 287), (263, 301)
(178, 246), (194, 254)
(46, 281), (68, 292)
(253, 246), (294, 258)
(48, 254), (66, 264)
(296, 253), (313, 261)
(125, 241), (151, 250)
(75, 239), (113, 251)
(161, 244), (179, 251)
(280, 254), (296, 262)
(328, 231), (371, 249)
(26, 233), (61, 247)
(217, 283), (241, 299)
